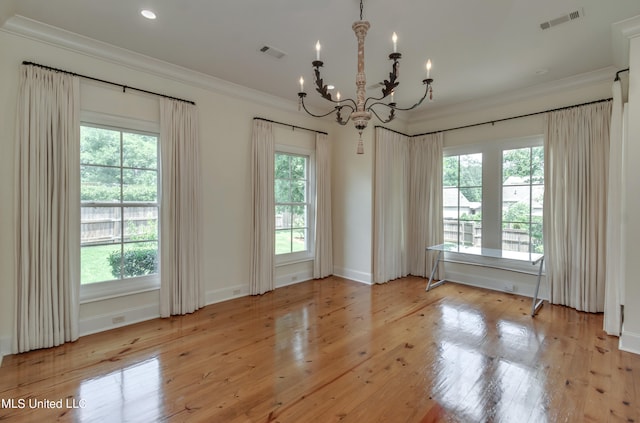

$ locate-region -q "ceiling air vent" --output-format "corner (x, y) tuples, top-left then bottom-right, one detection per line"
(540, 8), (584, 30)
(259, 45), (286, 59)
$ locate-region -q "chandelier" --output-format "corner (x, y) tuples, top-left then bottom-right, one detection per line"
(297, 0), (434, 154)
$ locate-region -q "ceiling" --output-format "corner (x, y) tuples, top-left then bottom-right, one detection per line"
(3, 0), (640, 117)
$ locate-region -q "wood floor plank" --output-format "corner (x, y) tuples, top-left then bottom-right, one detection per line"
(1, 276), (639, 422)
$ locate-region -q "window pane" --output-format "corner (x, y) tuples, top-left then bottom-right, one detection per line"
(275, 154), (290, 179)
(443, 156), (458, 187)
(81, 244), (121, 284)
(443, 188), (458, 218)
(275, 179), (290, 203)
(291, 181), (306, 203)
(292, 229), (307, 252)
(443, 153), (482, 248)
(81, 206), (121, 247)
(275, 205), (291, 230)
(123, 133), (158, 169)
(459, 153), (482, 187)
(502, 223), (531, 252)
(124, 207), (158, 241)
(503, 148), (531, 184)
(290, 156), (306, 179)
(444, 219), (459, 244)
(531, 223), (544, 253)
(80, 126), (120, 167)
(122, 169), (158, 202)
(122, 242), (158, 279)
(81, 166), (121, 202)
(275, 230), (292, 255)
(532, 146), (544, 184)
(460, 187), (482, 215)
(502, 187), (531, 224)
(292, 205), (307, 229)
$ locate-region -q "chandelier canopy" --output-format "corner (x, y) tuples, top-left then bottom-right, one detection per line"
(297, 0), (434, 153)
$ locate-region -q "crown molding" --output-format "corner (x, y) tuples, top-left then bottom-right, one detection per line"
(1, 15), (299, 114)
(408, 66), (615, 124)
(612, 14), (640, 68)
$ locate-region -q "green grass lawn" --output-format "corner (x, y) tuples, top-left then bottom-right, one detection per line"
(275, 230), (306, 255)
(81, 244), (119, 284)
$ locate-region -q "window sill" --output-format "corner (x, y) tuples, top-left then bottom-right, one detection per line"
(80, 275), (160, 304)
(275, 256), (314, 267)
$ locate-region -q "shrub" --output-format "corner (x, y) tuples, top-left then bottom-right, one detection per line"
(108, 247), (157, 278)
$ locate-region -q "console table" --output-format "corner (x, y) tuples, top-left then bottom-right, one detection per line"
(426, 243), (545, 316)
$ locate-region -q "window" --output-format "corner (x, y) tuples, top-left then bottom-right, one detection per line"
(442, 136), (544, 260)
(274, 148), (315, 263)
(502, 146), (544, 253)
(80, 124), (159, 291)
(443, 153), (483, 247)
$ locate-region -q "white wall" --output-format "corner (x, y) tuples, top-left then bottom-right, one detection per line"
(621, 29), (640, 354)
(0, 23), (334, 355)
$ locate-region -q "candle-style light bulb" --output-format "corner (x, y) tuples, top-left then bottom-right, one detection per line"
(316, 40), (321, 60)
(391, 91), (394, 103)
(426, 59), (432, 78)
(392, 32), (398, 53)
(299, 77), (304, 92)
(336, 91), (341, 105)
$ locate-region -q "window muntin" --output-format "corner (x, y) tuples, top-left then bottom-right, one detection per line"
(274, 150), (314, 262)
(443, 153), (483, 247)
(501, 146), (544, 253)
(80, 124), (159, 285)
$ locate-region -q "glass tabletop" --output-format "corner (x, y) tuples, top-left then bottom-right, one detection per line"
(427, 243), (543, 264)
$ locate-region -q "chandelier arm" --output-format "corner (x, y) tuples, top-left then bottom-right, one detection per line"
(299, 95), (345, 118)
(367, 105), (395, 124)
(381, 79), (433, 112)
(312, 62), (359, 110)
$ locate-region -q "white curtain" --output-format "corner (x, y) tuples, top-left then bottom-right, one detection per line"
(14, 66), (80, 353)
(604, 82), (625, 335)
(159, 98), (204, 317)
(250, 120), (275, 295)
(408, 133), (444, 277)
(373, 128), (410, 283)
(543, 102), (611, 312)
(314, 132), (333, 279)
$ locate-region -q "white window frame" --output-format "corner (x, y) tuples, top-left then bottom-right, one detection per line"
(443, 135), (543, 274)
(274, 144), (316, 266)
(79, 111), (161, 303)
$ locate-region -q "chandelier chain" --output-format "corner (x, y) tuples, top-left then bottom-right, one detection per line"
(360, 0), (364, 20)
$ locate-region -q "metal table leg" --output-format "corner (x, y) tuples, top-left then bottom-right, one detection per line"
(426, 250), (445, 291)
(531, 256), (545, 316)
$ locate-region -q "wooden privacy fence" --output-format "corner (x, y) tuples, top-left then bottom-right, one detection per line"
(81, 207), (157, 245)
(443, 219), (533, 252)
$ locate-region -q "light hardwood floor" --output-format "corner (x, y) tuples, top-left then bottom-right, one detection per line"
(0, 276), (638, 422)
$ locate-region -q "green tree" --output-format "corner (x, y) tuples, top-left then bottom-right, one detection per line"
(503, 146), (543, 184)
(80, 126), (158, 202)
(444, 153), (482, 202)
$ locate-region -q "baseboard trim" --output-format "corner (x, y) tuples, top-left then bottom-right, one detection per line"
(0, 336), (10, 366)
(333, 267), (372, 285)
(620, 327), (640, 355)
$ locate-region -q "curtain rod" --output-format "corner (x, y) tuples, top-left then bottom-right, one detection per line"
(253, 117), (328, 135)
(22, 61), (196, 105)
(615, 68), (630, 81)
(412, 97), (612, 137)
(373, 126), (410, 137)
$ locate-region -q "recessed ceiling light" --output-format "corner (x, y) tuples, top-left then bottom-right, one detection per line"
(141, 9), (157, 20)
(327, 85), (335, 90)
